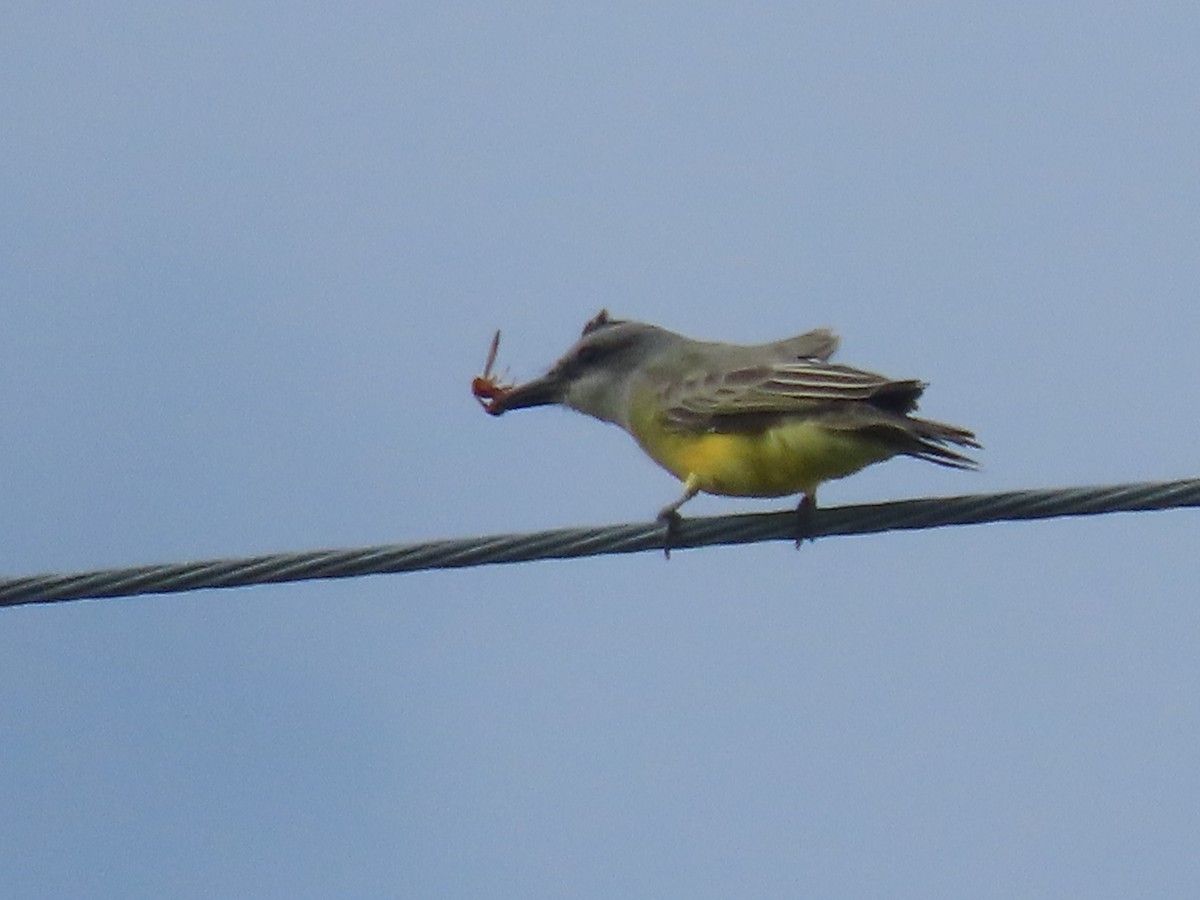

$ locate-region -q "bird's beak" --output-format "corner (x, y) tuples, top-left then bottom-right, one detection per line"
(486, 371), (564, 415)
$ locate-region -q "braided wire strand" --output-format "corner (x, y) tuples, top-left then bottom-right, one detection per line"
(2, 478), (1198, 608)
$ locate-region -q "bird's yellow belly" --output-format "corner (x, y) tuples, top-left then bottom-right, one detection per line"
(631, 416), (894, 499)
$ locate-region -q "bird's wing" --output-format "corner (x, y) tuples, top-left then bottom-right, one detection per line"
(659, 358), (926, 431)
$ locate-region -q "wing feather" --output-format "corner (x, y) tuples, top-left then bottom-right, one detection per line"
(661, 359), (924, 429)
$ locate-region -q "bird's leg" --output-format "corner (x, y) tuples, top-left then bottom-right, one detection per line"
(657, 476), (700, 559)
(795, 492), (817, 549)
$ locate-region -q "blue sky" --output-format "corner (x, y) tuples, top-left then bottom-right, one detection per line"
(3, 2), (1200, 897)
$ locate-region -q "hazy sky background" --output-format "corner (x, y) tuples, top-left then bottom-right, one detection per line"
(3, 2), (1200, 897)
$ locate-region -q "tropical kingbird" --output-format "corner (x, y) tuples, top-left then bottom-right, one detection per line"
(480, 310), (979, 525)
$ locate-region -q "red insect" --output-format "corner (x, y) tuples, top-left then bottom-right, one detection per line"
(470, 329), (513, 415)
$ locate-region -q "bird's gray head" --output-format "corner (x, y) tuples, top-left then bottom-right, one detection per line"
(487, 310), (680, 426)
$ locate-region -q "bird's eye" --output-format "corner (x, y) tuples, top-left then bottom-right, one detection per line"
(575, 345), (600, 364)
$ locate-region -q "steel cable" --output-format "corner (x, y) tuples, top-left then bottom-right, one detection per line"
(2, 478), (1198, 608)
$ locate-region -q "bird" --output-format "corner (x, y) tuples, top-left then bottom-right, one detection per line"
(474, 310), (979, 538)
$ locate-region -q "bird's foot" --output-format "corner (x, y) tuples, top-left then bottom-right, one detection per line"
(656, 480), (699, 560)
(795, 494), (816, 549)
(657, 509), (683, 560)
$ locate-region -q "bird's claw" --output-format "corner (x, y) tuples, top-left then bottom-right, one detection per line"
(657, 509), (683, 559)
(794, 495), (816, 549)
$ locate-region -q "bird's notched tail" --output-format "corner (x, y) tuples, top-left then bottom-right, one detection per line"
(473, 310), (980, 518)
(899, 414), (981, 470)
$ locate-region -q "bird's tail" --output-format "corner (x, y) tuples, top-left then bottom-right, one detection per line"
(902, 416), (981, 469)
